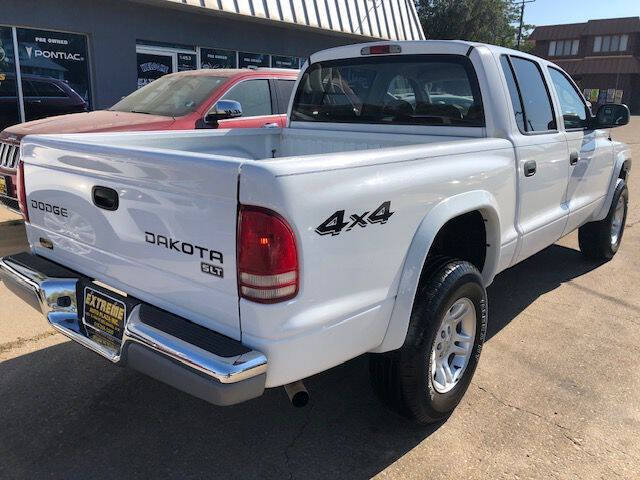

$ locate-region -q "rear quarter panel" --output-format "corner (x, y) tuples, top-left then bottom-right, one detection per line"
(238, 138), (517, 386)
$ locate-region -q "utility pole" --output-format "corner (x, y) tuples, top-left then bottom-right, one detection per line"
(516, 0), (536, 49)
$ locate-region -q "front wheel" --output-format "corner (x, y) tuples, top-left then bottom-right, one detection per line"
(369, 258), (487, 425)
(579, 181), (628, 260)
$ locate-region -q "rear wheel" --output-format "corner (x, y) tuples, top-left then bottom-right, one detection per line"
(578, 181), (628, 260)
(369, 257), (487, 425)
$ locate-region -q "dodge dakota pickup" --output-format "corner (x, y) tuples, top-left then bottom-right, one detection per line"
(0, 40), (631, 425)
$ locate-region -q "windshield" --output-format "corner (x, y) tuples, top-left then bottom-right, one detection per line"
(110, 75), (227, 117)
(290, 55), (484, 127)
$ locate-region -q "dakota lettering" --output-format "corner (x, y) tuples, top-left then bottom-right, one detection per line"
(144, 232), (223, 264)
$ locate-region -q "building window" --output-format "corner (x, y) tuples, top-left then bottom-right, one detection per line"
(548, 39), (579, 57)
(594, 34), (629, 52)
(0, 25), (92, 129)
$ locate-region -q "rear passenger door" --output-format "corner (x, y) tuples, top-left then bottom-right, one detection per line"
(547, 67), (614, 234)
(500, 55), (570, 263)
(216, 78), (283, 129)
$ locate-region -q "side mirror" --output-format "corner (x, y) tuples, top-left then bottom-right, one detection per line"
(591, 103), (630, 129)
(204, 100), (243, 124)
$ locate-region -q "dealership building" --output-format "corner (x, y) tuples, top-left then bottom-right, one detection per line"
(530, 17), (640, 113)
(1, 0), (424, 128)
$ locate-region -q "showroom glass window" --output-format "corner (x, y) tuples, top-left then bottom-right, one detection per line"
(0, 26), (20, 130)
(200, 48), (237, 69)
(16, 28), (91, 121)
(238, 52), (270, 69)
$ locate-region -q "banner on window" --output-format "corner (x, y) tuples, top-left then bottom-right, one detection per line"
(271, 55), (300, 69)
(238, 52), (270, 68)
(200, 48), (236, 69)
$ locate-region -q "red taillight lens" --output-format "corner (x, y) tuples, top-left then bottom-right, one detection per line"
(16, 160), (29, 223)
(237, 206), (298, 303)
(360, 44), (401, 55)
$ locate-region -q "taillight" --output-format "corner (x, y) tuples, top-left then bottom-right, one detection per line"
(237, 206), (298, 303)
(16, 160), (29, 223)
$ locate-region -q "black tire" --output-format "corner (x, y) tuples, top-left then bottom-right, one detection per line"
(369, 257), (487, 425)
(578, 181), (628, 260)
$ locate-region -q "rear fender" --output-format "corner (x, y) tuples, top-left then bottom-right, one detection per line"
(590, 149), (631, 222)
(371, 190), (501, 353)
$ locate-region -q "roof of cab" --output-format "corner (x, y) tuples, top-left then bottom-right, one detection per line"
(308, 39), (552, 68)
(162, 68), (299, 78)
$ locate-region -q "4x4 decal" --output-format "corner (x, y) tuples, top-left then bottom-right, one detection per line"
(315, 201), (394, 236)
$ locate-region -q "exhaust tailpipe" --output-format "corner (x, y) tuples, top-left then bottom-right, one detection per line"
(284, 380), (309, 407)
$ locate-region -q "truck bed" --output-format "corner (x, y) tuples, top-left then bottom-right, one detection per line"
(34, 126), (484, 162)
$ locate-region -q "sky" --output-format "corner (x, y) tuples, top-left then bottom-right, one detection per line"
(522, 0), (640, 26)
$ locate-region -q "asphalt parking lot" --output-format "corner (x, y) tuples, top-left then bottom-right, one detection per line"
(1, 120), (639, 479)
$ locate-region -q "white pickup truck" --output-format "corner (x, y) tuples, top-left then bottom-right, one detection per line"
(1, 41), (631, 424)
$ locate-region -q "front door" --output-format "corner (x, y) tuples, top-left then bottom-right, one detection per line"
(499, 55), (570, 264)
(216, 78), (283, 129)
(547, 67), (614, 234)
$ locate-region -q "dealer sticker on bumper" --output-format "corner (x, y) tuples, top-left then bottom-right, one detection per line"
(83, 286), (127, 345)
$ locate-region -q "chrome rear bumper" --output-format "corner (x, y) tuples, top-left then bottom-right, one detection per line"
(0, 253), (267, 406)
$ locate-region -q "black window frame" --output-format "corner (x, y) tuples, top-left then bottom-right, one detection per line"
(290, 54), (486, 128)
(500, 55), (526, 133)
(547, 66), (590, 132)
(272, 78), (296, 114)
(501, 54), (558, 136)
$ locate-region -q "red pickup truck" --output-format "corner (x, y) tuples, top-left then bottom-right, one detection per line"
(0, 68), (298, 212)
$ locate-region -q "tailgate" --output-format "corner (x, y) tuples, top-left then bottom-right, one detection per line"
(21, 136), (244, 339)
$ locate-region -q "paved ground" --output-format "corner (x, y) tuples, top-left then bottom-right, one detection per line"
(1, 121), (639, 479)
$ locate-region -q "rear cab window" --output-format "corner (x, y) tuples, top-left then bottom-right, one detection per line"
(291, 54), (484, 127)
(500, 55), (557, 134)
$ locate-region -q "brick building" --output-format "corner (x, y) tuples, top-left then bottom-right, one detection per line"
(530, 16), (640, 113)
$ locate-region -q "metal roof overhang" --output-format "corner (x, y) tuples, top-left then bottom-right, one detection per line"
(132, 0), (425, 41)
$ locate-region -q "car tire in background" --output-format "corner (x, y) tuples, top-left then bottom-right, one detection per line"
(369, 257), (487, 425)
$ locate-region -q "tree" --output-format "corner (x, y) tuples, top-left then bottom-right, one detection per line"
(415, 0), (534, 49)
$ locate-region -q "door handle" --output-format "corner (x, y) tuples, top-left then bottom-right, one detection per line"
(569, 152), (579, 166)
(524, 160), (537, 177)
(262, 122), (279, 128)
(92, 186), (119, 211)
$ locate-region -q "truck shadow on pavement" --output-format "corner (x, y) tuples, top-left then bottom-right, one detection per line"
(0, 244), (604, 480)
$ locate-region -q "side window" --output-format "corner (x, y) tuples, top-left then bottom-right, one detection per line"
(221, 79), (272, 117)
(275, 79), (295, 114)
(548, 68), (588, 130)
(0, 78), (17, 97)
(509, 57), (556, 132)
(33, 81), (67, 98)
(21, 81), (38, 97)
(500, 56), (525, 132)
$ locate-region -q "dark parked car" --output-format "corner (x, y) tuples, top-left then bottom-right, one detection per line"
(0, 74), (88, 130)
